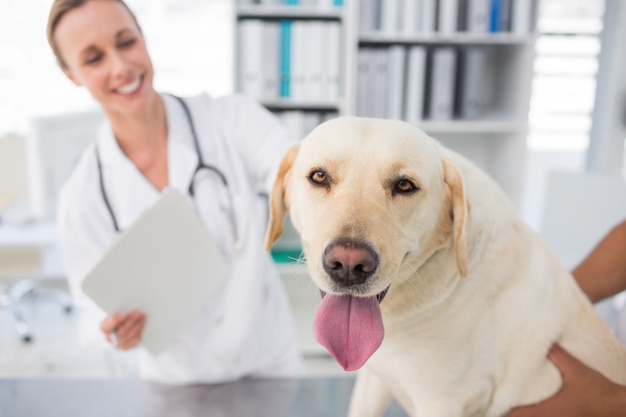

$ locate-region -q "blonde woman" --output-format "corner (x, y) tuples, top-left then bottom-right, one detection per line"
(48, 0), (302, 384)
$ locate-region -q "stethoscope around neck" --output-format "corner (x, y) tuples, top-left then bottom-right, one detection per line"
(95, 94), (241, 250)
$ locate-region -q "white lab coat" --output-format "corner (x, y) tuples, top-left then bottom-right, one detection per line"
(57, 93), (303, 384)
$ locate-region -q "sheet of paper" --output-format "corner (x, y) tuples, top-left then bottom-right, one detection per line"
(82, 188), (229, 354)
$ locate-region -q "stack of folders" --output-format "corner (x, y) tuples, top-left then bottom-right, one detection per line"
(356, 0), (538, 123)
(238, 19), (341, 103)
(359, 0), (537, 34)
(357, 46), (488, 122)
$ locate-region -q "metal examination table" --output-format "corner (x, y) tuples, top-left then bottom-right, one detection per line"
(1, 376), (409, 417)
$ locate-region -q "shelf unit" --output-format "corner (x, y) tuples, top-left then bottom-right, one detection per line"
(234, 0), (538, 207)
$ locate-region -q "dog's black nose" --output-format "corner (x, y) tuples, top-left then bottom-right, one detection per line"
(323, 239), (378, 286)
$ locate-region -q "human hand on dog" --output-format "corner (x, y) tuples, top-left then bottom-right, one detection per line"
(100, 310), (147, 350)
(508, 344), (626, 417)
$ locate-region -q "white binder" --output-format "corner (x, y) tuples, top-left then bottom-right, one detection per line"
(404, 46), (427, 125)
(82, 188), (229, 355)
(429, 48), (458, 120)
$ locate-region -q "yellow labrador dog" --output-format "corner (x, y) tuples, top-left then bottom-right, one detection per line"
(264, 117), (626, 417)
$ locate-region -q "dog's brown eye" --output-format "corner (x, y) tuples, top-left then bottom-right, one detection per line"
(309, 170), (328, 186)
(394, 179), (418, 194)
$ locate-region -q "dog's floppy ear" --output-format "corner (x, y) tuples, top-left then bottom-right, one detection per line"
(264, 144), (300, 252)
(442, 158), (468, 277)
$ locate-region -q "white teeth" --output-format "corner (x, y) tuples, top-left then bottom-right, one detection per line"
(117, 77), (141, 94)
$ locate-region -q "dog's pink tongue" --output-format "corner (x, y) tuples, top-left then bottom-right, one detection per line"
(313, 294), (384, 371)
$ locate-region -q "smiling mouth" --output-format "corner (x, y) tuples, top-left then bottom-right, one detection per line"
(320, 285), (390, 304)
(116, 75), (143, 94)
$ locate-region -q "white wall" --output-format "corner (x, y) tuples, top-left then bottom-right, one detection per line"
(0, 0), (234, 137)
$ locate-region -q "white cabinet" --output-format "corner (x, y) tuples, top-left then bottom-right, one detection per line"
(234, 0), (538, 207)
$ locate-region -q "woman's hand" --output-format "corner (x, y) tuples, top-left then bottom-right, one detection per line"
(100, 310), (147, 350)
(508, 344), (626, 417)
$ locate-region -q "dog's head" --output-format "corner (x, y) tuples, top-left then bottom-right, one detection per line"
(264, 117), (468, 370)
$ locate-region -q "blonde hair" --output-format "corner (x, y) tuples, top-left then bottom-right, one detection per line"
(47, 0), (142, 69)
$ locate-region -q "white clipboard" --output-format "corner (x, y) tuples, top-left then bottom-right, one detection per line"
(81, 188), (229, 354)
